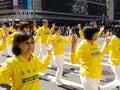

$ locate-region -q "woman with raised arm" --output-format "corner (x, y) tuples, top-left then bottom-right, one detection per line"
(70, 25), (109, 90)
(0, 31), (53, 90)
(99, 25), (120, 90)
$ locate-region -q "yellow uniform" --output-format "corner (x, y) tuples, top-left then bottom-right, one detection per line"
(0, 28), (3, 40)
(48, 34), (71, 55)
(105, 35), (120, 65)
(0, 38), (6, 51)
(0, 28), (6, 50)
(0, 53), (51, 90)
(70, 40), (106, 78)
(33, 25), (38, 33)
(9, 26), (16, 33)
(7, 32), (17, 45)
(79, 29), (84, 38)
(39, 26), (50, 44)
(7, 31), (39, 45)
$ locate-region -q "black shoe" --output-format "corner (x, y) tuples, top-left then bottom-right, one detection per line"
(6, 55), (11, 57)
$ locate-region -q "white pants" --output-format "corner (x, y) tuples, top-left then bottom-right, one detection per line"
(53, 54), (64, 81)
(39, 44), (47, 59)
(80, 75), (100, 90)
(102, 65), (120, 90)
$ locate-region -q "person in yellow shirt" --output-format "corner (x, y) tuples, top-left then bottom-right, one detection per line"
(0, 27), (8, 51)
(0, 31), (53, 90)
(33, 20), (38, 34)
(7, 24), (21, 45)
(37, 19), (50, 59)
(9, 21), (16, 34)
(99, 25), (120, 90)
(0, 22), (10, 57)
(70, 25), (109, 90)
(48, 26), (72, 86)
(77, 23), (84, 38)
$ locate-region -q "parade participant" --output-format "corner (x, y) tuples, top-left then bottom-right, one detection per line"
(99, 25), (120, 90)
(33, 20), (38, 34)
(0, 22), (10, 57)
(9, 21), (16, 34)
(70, 25), (109, 90)
(77, 23), (84, 38)
(0, 26), (8, 51)
(37, 19), (50, 59)
(0, 31), (53, 90)
(7, 24), (21, 45)
(48, 26), (72, 86)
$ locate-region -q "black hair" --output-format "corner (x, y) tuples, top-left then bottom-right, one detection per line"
(12, 31), (34, 56)
(0, 21), (9, 27)
(19, 22), (29, 31)
(54, 26), (60, 32)
(83, 26), (100, 40)
(14, 24), (20, 30)
(113, 25), (120, 38)
(42, 19), (48, 24)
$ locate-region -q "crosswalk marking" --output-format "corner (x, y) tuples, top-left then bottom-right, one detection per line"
(38, 51), (111, 89)
(39, 73), (84, 89)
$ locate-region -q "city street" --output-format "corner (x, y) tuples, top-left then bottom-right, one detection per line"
(0, 38), (119, 90)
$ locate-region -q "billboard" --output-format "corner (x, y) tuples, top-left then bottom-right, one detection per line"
(27, 0), (32, 9)
(13, 0), (18, 10)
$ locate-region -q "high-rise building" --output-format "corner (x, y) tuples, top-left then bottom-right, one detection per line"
(113, 0), (120, 20)
(107, 0), (120, 20)
(0, 0), (107, 25)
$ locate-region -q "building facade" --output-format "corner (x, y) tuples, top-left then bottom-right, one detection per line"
(106, 0), (120, 21)
(113, 0), (120, 20)
(0, 0), (107, 25)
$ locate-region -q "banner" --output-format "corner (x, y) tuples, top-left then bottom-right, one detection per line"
(13, 0), (18, 10)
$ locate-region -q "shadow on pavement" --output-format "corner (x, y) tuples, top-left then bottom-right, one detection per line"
(58, 84), (80, 90)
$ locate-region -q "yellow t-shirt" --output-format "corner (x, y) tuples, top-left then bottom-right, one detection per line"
(10, 26), (16, 33)
(70, 40), (106, 78)
(0, 38), (6, 51)
(33, 25), (38, 33)
(7, 32), (17, 45)
(105, 35), (120, 65)
(0, 28), (3, 40)
(0, 53), (51, 90)
(79, 29), (84, 38)
(48, 34), (71, 55)
(39, 26), (50, 44)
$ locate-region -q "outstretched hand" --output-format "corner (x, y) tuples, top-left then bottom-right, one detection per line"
(46, 40), (54, 54)
(104, 32), (112, 46)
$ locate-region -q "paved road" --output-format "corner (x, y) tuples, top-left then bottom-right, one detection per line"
(0, 38), (119, 90)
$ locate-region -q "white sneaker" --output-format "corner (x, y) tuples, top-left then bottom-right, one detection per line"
(55, 80), (63, 86)
(98, 85), (104, 90)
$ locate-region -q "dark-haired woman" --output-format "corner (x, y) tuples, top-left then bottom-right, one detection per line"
(0, 31), (53, 90)
(99, 25), (120, 90)
(70, 26), (109, 90)
(47, 26), (72, 86)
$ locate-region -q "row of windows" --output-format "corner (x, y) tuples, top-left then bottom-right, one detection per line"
(41, 0), (74, 13)
(0, 0), (106, 17)
(87, 3), (106, 16)
(87, 0), (106, 4)
(0, 1), (13, 10)
(41, 0), (106, 16)
(114, 0), (120, 19)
